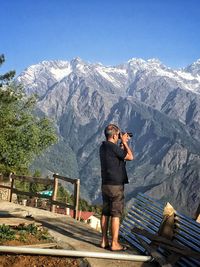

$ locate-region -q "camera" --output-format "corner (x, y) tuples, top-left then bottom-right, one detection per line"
(118, 132), (133, 139)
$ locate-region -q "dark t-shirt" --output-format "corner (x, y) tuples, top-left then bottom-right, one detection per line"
(99, 141), (128, 185)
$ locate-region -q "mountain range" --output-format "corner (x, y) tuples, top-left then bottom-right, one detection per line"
(17, 57), (200, 217)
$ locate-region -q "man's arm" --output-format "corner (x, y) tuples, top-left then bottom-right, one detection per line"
(120, 133), (134, 161)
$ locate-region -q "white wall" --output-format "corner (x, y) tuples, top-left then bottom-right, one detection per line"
(88, 216), (101, 231)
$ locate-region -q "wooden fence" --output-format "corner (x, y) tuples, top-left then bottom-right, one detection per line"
(0, 173), (80, 220)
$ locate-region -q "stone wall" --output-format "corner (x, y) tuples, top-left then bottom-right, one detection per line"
(0, 181), (10, 201)
(0, 181), (17, 202)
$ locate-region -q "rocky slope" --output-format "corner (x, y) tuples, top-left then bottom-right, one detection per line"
(17, 57), (200, 216)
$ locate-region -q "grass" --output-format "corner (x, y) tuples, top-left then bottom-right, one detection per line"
(0, 223), (53, 243)
(0, 224), (15, 241)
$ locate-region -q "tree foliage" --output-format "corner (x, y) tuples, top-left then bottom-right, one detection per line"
(0, 54), (15, 87)
(0, 54), (58, 174)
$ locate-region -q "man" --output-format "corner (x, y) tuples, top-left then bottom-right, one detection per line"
(99, 123), (134, 251)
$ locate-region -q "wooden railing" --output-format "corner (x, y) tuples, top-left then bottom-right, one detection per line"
(0, 173), (80, 220)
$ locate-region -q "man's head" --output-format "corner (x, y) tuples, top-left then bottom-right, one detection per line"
(104, 124), (120, 143)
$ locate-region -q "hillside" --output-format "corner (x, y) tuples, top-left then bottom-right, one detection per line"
(17, 57), (200, 216)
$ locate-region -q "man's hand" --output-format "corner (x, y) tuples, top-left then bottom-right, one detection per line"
(120, 133), (130, 144)
(120, 132), (134, 161)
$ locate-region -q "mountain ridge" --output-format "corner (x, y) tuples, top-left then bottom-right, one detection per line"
(17, 57), (200, 217)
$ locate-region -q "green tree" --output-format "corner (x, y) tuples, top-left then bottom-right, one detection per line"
(57, 185), (70, 202)
(0, 54), (58, 174)
(0, 54), (15, 87)
(29, 170), (46, 193)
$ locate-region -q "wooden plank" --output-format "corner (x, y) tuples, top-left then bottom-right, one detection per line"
(74, 179), (80, 220)
(12, 188), (52, 199)
(132, 228), (200, 259)
(53, 173), (77, 184)
(0, 185), (11, 190)
(51, 200), (74, 209)
(132, 231), (172, 267)
(9, 178), (14, 202)
(11, 189), (73, 209)
(51, 177), (58, 212)
(11, 174), (53, 186)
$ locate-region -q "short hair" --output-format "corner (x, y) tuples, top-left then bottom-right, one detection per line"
(104, 124), (120, 139)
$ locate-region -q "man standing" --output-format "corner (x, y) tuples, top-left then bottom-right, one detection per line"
(99, 123), (134, 251)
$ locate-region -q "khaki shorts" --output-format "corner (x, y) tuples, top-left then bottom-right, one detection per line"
(101, 184), (124, 217)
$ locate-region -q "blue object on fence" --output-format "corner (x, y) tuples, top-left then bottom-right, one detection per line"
(38, 190), (53, 196)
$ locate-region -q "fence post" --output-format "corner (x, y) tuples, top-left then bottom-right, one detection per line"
(74, 179), (80, 220)
(65, 196), (69, 216)
(51, 174), (58, 213)
(8, 173), (14, 202)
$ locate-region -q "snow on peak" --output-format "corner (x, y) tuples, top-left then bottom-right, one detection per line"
(192, 59), (200, 65)
(17, 57), (200, 96)
(93, 62), (104, 67)
(127, 58), (161, 65)
(126, 58), (165, 70)
(184, 59), (200, 76)
(17, 60), (72, 83)
(127, 58), (146, 64)
(71, 56), (82, 62)
(50, 64), (72, 81)
(70, 57), (85, 67)
(147, 58), (162, 65)
(70, 57), (91, 74)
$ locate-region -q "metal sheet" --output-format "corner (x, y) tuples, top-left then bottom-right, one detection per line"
(134, 197), (163, 216)
(175, 235), (200, 252)
(131, 203), (163, 222)
(120, 226), (147, 252)
(175, 222), (200, 240)
(175, 216), (200, 235)
(124, 215), (156, 234)
(127, 210), (159, 232)
(120, 221), (152, 244)
(174, 229), (200, 247)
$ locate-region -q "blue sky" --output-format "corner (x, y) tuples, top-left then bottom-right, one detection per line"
(1, 0), (200, 74)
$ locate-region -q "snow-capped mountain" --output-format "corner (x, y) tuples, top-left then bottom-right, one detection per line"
(184, 59), (200, 76)
(18, 57), (200, 96)
(18, 57), (200, 216)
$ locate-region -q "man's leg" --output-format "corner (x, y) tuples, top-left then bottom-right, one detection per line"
(110, 185), (125, 251)
(111, 216), (124, 250)
(100, 215), (110, 248)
